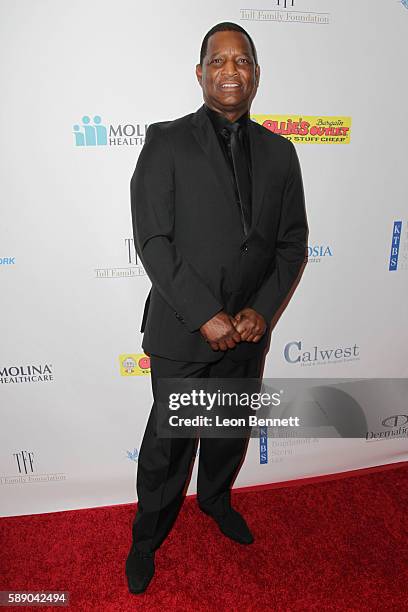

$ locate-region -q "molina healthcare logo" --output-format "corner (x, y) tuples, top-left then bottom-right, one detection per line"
(240, 1), (330, 24)
(119, 353), (151, 376)
(73, 115), (148, 147)
(0, 363), (53, 384)
(308, 244), (333, 263)
(284, 340), (360, 366)
(95, 237), (146, 279)
(388, 221), (407, 271)
(251, 114), (351, 144)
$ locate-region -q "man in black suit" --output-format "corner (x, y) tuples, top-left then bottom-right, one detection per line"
(126, 22), (308, 594)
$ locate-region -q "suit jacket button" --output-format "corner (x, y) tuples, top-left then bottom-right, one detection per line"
(241, 242), (248, 253)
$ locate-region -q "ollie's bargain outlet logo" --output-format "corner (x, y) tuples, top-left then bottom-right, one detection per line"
(252, 115), (351, 144)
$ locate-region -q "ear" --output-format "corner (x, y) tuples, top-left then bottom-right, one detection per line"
(255, 64), (260, 87)
(195, 63), (203, 86)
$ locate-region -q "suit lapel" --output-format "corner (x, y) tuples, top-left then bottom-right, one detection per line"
(248, 118), (268, 230)
(191, 105), (236, 205)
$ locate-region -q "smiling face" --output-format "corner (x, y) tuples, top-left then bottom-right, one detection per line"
(196, 30), (260, 122)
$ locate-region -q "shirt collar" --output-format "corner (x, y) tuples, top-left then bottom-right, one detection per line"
(204, 104), (249, 134)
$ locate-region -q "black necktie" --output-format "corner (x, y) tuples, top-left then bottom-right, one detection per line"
(221, 123), (252, 236)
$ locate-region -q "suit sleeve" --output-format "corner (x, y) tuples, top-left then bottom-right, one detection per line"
(249, 141), (308, 324)
(131, 123), (223, 333)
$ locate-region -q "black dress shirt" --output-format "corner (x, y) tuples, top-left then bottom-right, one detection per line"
(204, 104), (252, 232)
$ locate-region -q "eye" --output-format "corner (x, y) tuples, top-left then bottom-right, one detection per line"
(238, 58), (250, 64)
(211, 58), (223, 64)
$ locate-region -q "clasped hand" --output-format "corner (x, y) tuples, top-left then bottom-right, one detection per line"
(200, 308), (267, 352)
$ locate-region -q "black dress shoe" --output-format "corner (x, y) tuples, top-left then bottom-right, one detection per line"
(200, 507), (254, 545)
(125, 544), (155, 594)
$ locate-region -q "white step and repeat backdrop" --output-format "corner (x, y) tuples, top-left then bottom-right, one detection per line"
(1, 0), (407, 517)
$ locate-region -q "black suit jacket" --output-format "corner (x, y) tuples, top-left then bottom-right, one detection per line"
(130, 104), (308, 362)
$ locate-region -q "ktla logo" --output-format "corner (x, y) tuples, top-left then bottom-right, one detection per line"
(73, 115), (147, 147)
(119, 353), (151, 376)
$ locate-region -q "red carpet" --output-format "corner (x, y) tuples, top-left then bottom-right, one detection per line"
(1, 464), (407, 611)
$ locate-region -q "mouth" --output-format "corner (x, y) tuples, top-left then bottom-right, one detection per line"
(219, 82), (241, 90)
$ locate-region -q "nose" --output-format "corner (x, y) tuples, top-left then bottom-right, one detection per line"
(221, 59), (238, 77)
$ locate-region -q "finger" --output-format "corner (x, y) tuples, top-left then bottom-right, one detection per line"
(218, 340), (228, 351)
(235, 322), (250, 335)
(252, 334), (262, 343)
(232, 330), (242, 343)
(246, 333), (256, 342)
(209, 342), (220, 351)
(241, 327), (255, 341)
(225, 337), (237, 350)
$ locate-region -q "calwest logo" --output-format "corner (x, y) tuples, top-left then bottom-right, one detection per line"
(284, 340), (360, 366)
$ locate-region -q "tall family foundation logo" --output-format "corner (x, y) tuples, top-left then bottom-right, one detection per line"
(284, 341), (360, 366)
(0, 450), (67, 486)
(119, 353), (151, 376)
(0, 364), (53, 384)
(95, 238), (146, 279)
(73, 115), (148, 147)
(388, 221), (407, 271)
(240, 1), (330, 24)
(251, 115), (351, 144)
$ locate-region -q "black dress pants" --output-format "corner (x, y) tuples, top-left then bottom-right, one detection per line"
(131, 350), (264, 553)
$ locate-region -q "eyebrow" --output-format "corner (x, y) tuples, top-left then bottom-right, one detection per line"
(208, 50), (252, 59)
